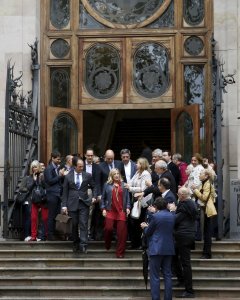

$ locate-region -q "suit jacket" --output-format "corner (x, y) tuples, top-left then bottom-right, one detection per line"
(99, 160), (125, 191)
(62, 170), (97, 211)
(122, 160), (137, 182)
(44, 163), (63, 196)
(144, 170), (177, 198)
(163, 190), (177, 204)
(100, 182), (131, 211)
(150, 164), (159, 186)
(83, 161), (101, 196)
(168, 161), (180, 188)
(144, 209), (175, 256)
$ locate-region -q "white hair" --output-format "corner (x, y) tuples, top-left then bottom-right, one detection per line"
(155, 160), (167, 170)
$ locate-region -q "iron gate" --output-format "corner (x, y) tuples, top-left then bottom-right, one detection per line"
(3, 39), (40, 239)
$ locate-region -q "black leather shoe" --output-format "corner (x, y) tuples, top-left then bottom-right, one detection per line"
(175, 291), (195, 298)
(173, 281), (184, 287)
(72, 244), (79, 253)
(200, 254), (211, 259)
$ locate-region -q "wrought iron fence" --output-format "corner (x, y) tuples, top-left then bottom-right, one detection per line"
(3, 39), (40, 239)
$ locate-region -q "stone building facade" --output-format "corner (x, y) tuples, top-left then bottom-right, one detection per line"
(0, 0), (239, 238)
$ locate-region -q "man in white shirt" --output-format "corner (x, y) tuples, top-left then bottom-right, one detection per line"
(120, 149), (137, 183)
(83, 148), (101, 240)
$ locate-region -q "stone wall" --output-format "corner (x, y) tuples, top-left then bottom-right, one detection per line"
(214, 0), (239, 236)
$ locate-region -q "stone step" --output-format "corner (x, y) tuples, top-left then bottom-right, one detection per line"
(0, 256), (239, 268)
(0, 266), (239, 277)
(1, 240), (240, 250)
(0, 249), (239, 259)
(0, 298), (152, 300)
(0, 286), (239, 298)
(0, 276), (238, 288)
(0, 298), (238, 300)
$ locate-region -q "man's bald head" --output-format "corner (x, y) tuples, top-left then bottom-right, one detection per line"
(105, 149), (115, 164)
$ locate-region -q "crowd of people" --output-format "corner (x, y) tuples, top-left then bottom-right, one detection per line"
(18, 147), (218, 299)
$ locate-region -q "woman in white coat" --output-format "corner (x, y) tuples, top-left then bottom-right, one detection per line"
(125, 157), (152, 249)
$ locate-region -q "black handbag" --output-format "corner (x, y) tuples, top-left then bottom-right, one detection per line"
(55, 214), (72, 235)
(16, 191), (29, 204)
(31, 185), (46, 204)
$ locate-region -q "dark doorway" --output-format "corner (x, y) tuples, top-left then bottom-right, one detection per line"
(83, 109), (171, 161)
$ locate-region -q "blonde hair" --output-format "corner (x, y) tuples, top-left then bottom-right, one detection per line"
(201, 168), (215, 182)
(107, 168), (123, 184)
(29, 160), (41, 175)
(137, 157), (151, 174)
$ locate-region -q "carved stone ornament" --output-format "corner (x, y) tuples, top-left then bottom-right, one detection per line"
(184, 36), (204, 56)
(85, 43), (121, 99)
(50, 0), (70, 29)
(51, 39), (70, 58)
(81, 0), (172, 28)
(184, 0), (204, 26)
(133, 43), (170, 98)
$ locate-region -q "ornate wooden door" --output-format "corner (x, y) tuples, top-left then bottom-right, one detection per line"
(40, 0), (213, 162)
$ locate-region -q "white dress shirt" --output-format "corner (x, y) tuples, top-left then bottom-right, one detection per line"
(124, 161), (131, 183)
(74, 171), (82, 188)
(85, 161), (93, 175)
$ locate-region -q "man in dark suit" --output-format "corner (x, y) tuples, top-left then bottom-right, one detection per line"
(159, 178), (177, 204)
(141, 160), (177, 200)
(62, 158), (97, 253)
(83, 148), (101, 240)
(162, 150), (181, 189)
(120, 148), (136, 183)
(99, 149), (125, 190)
(172, 186), (198, 298)
(141, 197), (176, 300)
(44, 151), (67, 240)
(150, 148), (163, 185)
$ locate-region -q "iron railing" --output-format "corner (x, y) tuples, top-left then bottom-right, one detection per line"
(3, 39), (40, 239)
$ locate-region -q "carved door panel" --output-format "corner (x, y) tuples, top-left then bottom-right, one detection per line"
(46, 107), (83, 160)
(171, 104), (200, 162)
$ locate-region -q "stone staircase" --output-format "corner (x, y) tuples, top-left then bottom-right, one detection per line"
(0, 240), (239, 299)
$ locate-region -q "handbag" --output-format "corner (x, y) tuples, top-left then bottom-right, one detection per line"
(200, 183), (217, 218)
(31, 185), (46, 204)
(130, 200), (141, 219)
(16, 191), (29, 204)
(55, 214), (72, 235)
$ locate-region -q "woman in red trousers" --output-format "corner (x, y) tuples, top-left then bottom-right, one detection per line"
(101, 168), (131, 258)
(27, 160), (48, 241)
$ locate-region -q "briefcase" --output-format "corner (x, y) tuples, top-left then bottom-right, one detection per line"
(55, 214), (72, 235)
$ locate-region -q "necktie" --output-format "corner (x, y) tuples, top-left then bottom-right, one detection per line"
(76, 173), (81, 189)
(55, 167), (59, 176)
(109, 163), (113, 170)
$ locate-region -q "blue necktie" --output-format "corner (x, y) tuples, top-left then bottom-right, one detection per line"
(76, 173), (81, 189)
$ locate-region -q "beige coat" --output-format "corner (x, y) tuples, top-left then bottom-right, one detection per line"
(194, 180), (217, 218)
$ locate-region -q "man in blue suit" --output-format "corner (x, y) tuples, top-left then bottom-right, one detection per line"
(44, 151), (67, 240)
(141, 197), (176, 300)
(159, 177), (177, 205)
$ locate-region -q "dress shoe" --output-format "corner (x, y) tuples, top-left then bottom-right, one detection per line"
(72, 244), (79, 253)
(173, 281), (184, 287)
(175, 291), (195, 298)
(127, 245), (136, 250)
(200, 254), (211, 259)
